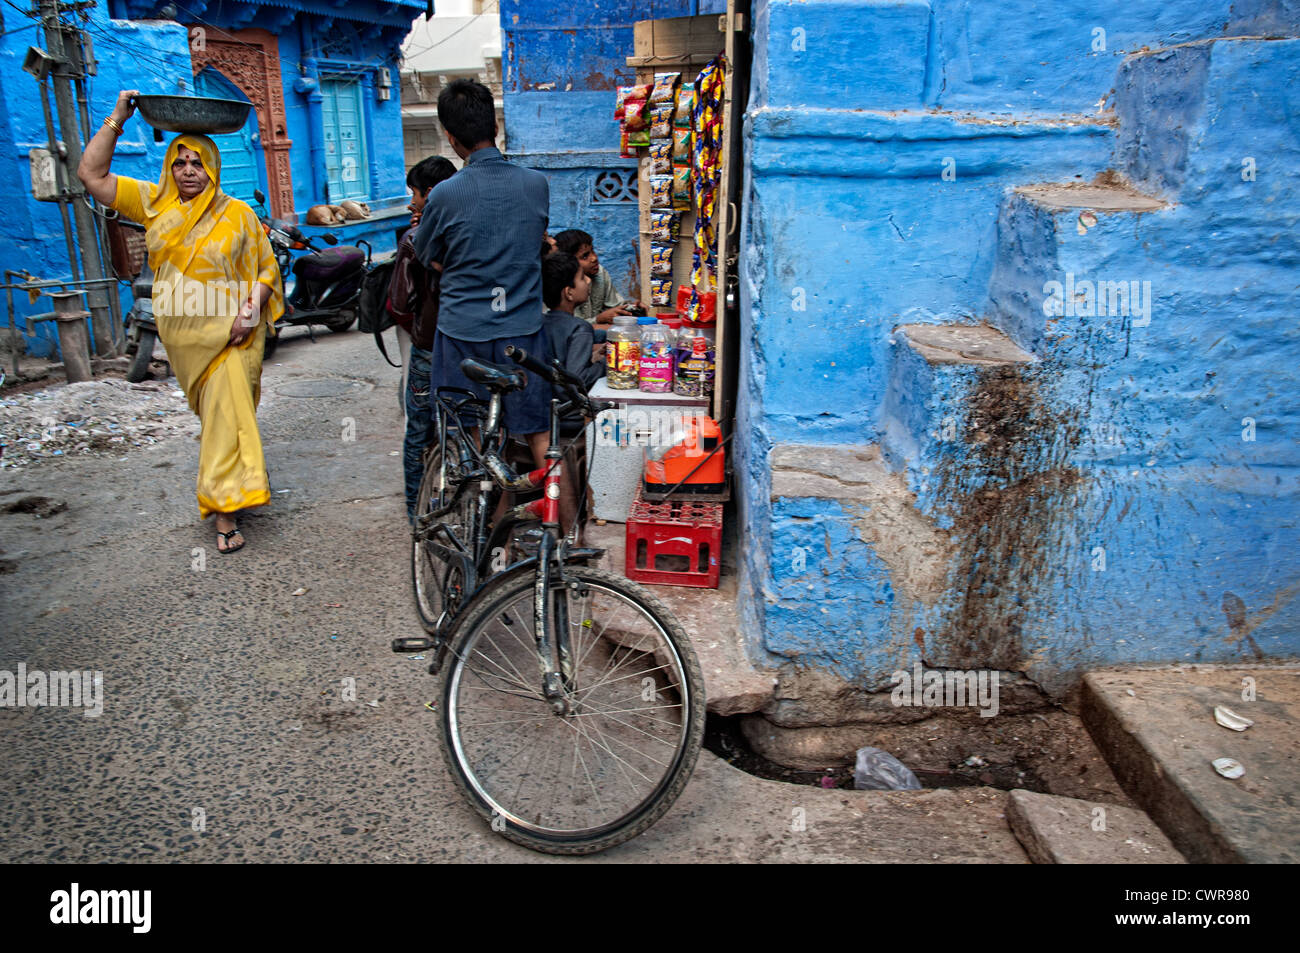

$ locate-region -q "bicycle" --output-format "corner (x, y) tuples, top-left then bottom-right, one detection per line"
(401, 348), (706, 854)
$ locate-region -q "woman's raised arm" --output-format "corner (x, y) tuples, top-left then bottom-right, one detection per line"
(78, 90), (138, 205)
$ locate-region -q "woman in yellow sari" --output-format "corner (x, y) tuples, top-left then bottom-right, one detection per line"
(79, 90), (283, 553)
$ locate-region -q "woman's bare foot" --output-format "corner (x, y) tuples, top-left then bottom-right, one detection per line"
(215, 513), (245, 554)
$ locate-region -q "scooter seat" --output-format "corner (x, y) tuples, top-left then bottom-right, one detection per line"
(293, 246), (365, 282)
(460, 358), (525, 393)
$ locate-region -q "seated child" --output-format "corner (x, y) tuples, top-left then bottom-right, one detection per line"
(553, 228), (635, 327)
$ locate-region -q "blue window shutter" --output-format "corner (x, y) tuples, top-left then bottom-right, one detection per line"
(320, 77), (370, 202)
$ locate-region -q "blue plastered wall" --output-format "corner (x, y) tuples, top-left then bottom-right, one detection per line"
(1, 2), (414, 359)
(739, 0), (1300, 693)
(0, 13), (190, 357)
(499, 0), (725, 297)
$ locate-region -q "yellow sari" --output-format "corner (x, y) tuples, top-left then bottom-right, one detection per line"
(111, 134), (284, 519)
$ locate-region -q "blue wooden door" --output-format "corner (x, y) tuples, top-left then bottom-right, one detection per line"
(320, 77), (369, 202)
(193, 69), (264, 207)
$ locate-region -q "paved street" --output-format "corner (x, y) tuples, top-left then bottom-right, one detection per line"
(0, 329), (1027, 863)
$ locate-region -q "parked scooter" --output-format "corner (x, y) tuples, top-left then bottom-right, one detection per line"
(252, 189), (370, 358)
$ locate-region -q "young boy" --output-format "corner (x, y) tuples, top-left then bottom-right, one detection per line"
(390, 154), (457, 519)
(542, 251), (604, 389)
(553, 228), (632, 326)
(541, 251), (604, 536)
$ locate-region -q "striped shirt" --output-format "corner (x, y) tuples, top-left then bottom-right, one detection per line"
(411, 146), (549, 342)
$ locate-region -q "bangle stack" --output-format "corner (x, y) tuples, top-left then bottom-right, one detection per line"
(102, 116), (124, 135)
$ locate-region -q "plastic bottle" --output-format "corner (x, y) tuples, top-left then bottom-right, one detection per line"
(673, 325), (715, 398)
(638, 317), (673, 393)
(605, 314), (639, 389)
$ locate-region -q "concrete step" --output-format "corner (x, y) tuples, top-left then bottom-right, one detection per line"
(1005, 789), (1185, 864)
(1114, 36), (1300, 225)
(986, 180), (1170, 357)
(1080, 665), (1300, 863)
(880, 323), (1035, 492)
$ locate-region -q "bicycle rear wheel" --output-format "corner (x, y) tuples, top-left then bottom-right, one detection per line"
(410, 444), (475, 635)
(437, 565), (705, 854)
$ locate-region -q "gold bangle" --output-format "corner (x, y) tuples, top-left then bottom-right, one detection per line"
(102, 116), (123, 135)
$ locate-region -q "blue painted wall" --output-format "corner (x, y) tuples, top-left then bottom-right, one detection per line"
(739, 0), (1300, 693)
(0, 0), (417, 358)
(499, 0), (722, 299)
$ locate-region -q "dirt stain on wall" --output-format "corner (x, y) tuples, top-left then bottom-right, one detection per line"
(933, 366), (1084, 670)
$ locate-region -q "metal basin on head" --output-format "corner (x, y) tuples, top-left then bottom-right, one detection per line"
(132, 95), (251, 134)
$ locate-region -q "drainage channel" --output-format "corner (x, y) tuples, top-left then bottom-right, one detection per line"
(705, 708), (1135, 805)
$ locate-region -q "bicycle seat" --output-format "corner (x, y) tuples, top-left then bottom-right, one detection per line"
(460, 358), (525, 393)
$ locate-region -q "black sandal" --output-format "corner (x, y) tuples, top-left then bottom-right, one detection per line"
(216, 528), (245, 554)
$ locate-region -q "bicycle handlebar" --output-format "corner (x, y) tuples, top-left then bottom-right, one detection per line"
(505, 346), (616, 417)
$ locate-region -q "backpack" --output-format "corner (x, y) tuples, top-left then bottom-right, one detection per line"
(358, 259), (400, 367)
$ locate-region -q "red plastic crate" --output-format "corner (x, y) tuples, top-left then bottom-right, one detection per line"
(625, 488), (722, 589)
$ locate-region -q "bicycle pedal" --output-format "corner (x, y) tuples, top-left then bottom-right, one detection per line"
(427, 658), (443, 676)
(392, 636), (437, 653)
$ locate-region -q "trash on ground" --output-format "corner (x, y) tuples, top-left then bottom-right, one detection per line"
(366, 700), (380, 708)
(0, 378), (196, 469)
(1212, 757), (1245, 779)
(407, 654), (425, 661)
(291, 587), (308, 596)
(853, 746), (922, 791)
(1214, 706), (1254, 731)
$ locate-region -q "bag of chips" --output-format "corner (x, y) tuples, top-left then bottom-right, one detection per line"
(623, 99), (648, 132)
(626, 127), (650, 148)
(650, 210), (680, 243)
(650, 104), (674, 139)
(672, 163), (691, 211)
(674, 84), (694, 128)
(650, 242), (674, 277)
(615, 86), (636, 119)
(650, 141), (673, 175)
(672, 127), (691, 160)
(650, 72), (681, 104)
(650, 174), (673, 209)
(651, 277), (673, 307)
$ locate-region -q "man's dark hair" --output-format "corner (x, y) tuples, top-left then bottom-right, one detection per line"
(437, 78), (497, 149)
(407, 155), (456, 195)
(553, 229), (593, 256)
(542, 252), (582, 309)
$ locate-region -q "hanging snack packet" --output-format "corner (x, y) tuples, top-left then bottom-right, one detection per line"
(651, 277), (673, 307)
(626, 127), (651, 148)
(650, 174), (673, 209)
(650, 242), (675, 277)
(650, 72), (681, 104)
(650, 210), (680, 243)
(650, 104), (674, 140)
(674, 84), (694, 128)
(624, 99), (648, 132)
(672, 126), (691, 160)
(650, 140), (673, 175)
(615, 85), (636, 119)
(671, 162), (692, 211)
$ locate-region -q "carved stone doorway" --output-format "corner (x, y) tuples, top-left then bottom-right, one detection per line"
(188, 27), (295, 220)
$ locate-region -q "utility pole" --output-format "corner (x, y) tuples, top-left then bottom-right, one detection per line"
(38, 0), (117, 358)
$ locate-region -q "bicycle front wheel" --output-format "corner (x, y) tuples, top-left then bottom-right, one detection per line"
(437, 565), (705, 854)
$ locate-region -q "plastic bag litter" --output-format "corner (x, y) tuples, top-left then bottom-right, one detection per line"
(853, 746), (922, 791)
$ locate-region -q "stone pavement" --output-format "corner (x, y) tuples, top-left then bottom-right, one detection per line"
(0, 329), (1029, 863)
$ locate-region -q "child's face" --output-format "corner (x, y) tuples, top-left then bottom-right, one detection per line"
(575, 243), (600, 277)
(407, 185), (430, 218)
(566, 265), (593, 306)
